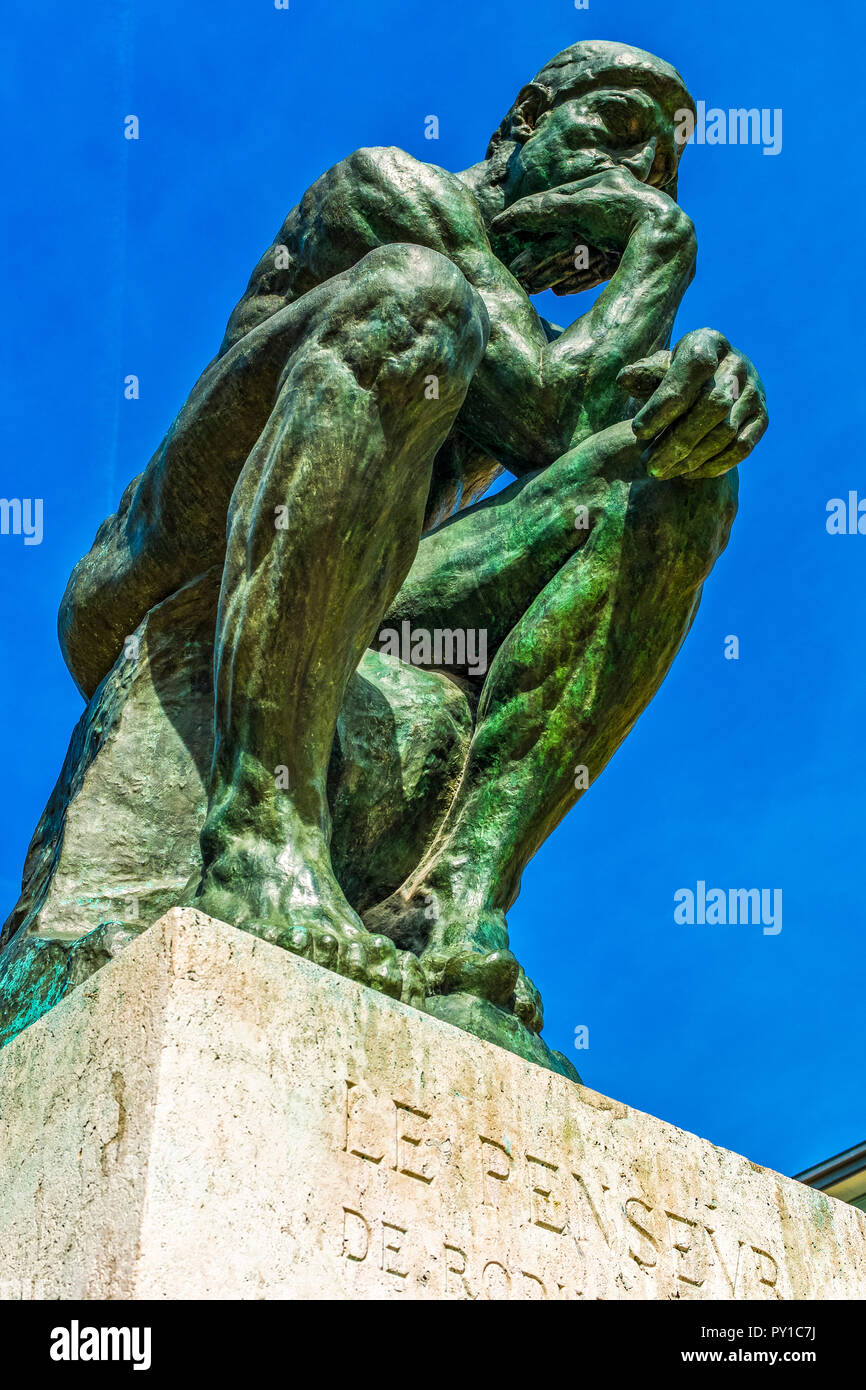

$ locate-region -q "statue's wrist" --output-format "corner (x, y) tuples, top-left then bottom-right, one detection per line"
(638, 198), (696, 254)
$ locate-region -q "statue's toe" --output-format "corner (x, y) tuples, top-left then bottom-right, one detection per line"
(426, 947), (520, 1008)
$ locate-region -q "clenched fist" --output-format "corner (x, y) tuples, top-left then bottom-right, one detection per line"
(618, 328), (768, 479)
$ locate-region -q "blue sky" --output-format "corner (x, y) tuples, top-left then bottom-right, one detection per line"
(2, 0), (863, 1175)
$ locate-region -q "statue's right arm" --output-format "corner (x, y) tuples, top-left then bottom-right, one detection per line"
(489, 167), (699, 448)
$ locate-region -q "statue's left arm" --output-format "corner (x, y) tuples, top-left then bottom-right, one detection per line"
(491, 167), (768, 478)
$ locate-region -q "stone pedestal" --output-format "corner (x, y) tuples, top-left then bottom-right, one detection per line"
(0, 908), (863, 1300)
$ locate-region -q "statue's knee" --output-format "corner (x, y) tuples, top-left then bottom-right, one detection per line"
(342, 244), (489, 391)
(685, 472), (739, 580)
(361, 242), (479, 318)
(629, 470), (739, 589)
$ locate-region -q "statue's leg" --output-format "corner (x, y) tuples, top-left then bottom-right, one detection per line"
(195, 243), (488, 1004)
(364, 421), (738, 1025)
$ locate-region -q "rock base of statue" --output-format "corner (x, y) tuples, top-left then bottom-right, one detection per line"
(0, 908), (862, 1301)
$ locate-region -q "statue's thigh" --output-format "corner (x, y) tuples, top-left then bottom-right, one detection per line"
(616, 470), (738, 624)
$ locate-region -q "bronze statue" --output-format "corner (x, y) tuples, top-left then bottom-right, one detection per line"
(0, 41), (767, 1075)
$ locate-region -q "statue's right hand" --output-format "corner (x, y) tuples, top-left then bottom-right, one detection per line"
(490, 166), (694, 258)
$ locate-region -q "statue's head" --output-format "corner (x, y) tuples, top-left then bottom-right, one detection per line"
(489, 40), (694, 199)
(486, 40), (695, 292)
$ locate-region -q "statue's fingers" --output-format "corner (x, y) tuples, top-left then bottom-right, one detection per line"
(689, 418), (760, 472)
(652, 389), (765, 478)
(632, 329), (729, 440)
(491, 176), (614, 236)
(724, 353), (768, 409)
(490, 191), (559, 235)
(687, 415), (769, 478)
(665, 421), (739, 476)
(730, 398), (768, 448)
(685, 439), (752, 478)
(617, 350), (672, 400)
(708, 384), (766, 455)
(644, 374), (739, 478)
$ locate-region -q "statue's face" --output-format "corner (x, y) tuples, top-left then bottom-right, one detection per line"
(494, 82), (686, 294)
(508, 85), (681, 203)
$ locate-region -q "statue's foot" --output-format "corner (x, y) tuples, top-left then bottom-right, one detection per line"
(422, 953), (543, 1034)
(255, 910), (425, 1010)
(421, 943), (520, 1008)
(192, 851), (424, 1009)
(362, 887), (543, 1031)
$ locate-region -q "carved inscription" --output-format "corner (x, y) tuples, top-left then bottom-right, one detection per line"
(337, 1079), (786, 1299)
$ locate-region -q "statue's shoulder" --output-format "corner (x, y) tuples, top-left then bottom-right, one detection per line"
(318, 146), (484, 239)
(220, 149), (484, 356)
(331, 144), (465, 191)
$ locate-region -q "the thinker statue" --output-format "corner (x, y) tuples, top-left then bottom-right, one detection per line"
(1, 40), (766, 1073)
